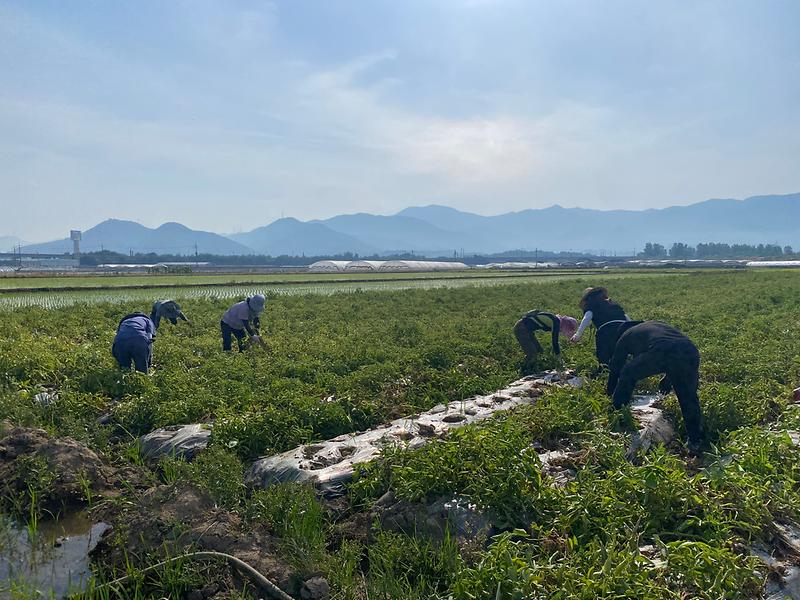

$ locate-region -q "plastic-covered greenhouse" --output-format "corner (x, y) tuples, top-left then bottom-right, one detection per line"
(343, 261), (386, 272)
(378, 260), (468, 271)
(308, 260), (469, 273)
(308, 260), (350, 273)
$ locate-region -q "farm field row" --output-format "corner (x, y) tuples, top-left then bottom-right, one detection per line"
(0, 269), (618, 291)
(1, 270), (799, 598)
(0, 271), (676, 310)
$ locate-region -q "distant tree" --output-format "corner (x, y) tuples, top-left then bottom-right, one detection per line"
(639, 243), (667, 258)
(669, 243), (696, 259)
(785, 246), (794, 256)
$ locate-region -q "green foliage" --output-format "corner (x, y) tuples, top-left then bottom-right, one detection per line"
(244, 484), (327, 576)
(0, 269), (798, 598)
(365, 530), (460, 600)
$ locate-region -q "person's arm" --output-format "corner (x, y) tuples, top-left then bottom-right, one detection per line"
(606, 336), (630, 395)
(571, 311), (593, 341)
(177, 310), (189, 323)
(147, 318), (157, 343)
(253, 315), (261, 334)
(242, 320), (255, 336)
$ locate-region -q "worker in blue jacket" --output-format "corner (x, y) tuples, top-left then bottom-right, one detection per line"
(112, 300), (190, 373)
(112, 313), (156, 373)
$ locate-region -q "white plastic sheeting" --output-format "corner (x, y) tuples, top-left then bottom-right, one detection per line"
(378, 260), (468, 271)
(343, 260), (386, 272)
(746, 261), (800, 268)
(308, 260), (350, 273)
(480, 262), (558, 269)
(309, 260), (468, 273)
(245, 370), (583, 496)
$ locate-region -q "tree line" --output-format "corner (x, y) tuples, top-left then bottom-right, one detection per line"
(638, 242), (796, 259)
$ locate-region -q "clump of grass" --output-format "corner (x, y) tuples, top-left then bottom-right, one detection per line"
(244, 483), (327, 577)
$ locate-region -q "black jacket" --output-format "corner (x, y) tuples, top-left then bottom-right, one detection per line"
(607, 320), (698, 391)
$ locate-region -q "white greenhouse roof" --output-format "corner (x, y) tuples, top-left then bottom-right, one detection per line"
(378, 260), (468, 271)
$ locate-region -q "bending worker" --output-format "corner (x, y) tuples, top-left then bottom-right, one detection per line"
(514, 310), (578, 368)
(606, 320), (704, 453)
(570, 286), (631, 367)
(221, 294), (266, 352)
(151, 299), (189, 328)
(112, 300), (191, 373)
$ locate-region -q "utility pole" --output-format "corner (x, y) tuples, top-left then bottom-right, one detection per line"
(194, 243), (198, 257)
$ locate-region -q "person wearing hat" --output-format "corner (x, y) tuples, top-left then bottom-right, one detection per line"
(221, 294), (266, 352)
(151, 299), (189, 329)
(112, 312), (156, 373)
(570, 286), (631, 367)
(112, 300), (190, 373)
(513, 310), (578, 369)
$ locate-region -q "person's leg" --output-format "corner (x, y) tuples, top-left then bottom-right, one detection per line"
(667, 345), (703, 445)
(513, 318), (543, 360)
(112, 340), (132, 369)
(221, 320), (233, 351)
(131, 338), (150, 374)
(611, 352), (665, 409)
(233, 328), (246, 352)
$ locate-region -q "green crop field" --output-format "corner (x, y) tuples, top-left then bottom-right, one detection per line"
(0, 269), (611, 291)
(1, 269), (799, 598)
(0, 270), (675, 310)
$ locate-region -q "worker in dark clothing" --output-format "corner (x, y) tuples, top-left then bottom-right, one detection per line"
(150, 299), (189, 329)
(570, 287), (631, 367)
(221, 294), (266, 352)
(606, 320), (703, 452)
(514, 311), (578, 367)
(112, 313), (156, 373)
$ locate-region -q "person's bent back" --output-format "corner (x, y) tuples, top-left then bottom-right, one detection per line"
(112, 313), (156, 373)
(606, 320), (703, 451)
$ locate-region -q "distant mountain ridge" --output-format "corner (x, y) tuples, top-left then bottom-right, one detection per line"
(22, 219), (250, 256)
(15, 193), (800, 257)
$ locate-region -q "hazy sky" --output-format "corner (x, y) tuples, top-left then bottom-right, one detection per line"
(2, 0), (799, 241)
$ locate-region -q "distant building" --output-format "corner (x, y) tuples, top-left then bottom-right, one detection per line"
(19, 256), (80, 269)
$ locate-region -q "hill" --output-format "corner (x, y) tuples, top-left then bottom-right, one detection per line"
(229, 218), (374, 256)
(22, 220), (251, 256)
(18, 192), (800, 257)
(397, 193), (800, 253)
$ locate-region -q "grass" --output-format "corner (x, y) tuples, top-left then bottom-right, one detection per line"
(0, 269), (798, 597)
(0, 268), (626, 290)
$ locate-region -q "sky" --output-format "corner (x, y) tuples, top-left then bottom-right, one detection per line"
(2, 0), (800, 242)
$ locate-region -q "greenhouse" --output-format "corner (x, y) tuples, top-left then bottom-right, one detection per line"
(378, 260), (468, 271)
(343, 260), (386, 272)
(308, 260), (350, 273)
(309, 260), (470, 273)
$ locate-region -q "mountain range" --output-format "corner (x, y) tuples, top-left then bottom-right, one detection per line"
(17, 193), (800, 257)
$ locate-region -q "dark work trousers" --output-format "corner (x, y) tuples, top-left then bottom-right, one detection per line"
(112, 336), (152, 373)
(612, 341), (703, 443)
(221, 320), (246, 352)
(513, 318), (543, 360)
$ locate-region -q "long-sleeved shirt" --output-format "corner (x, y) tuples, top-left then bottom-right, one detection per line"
(115, 313), (156, 343)
(572, 300), (629, 341)
(151, 300), (188, 329)
(222, 300), (260, 335)
(607, 320), (697, 389)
